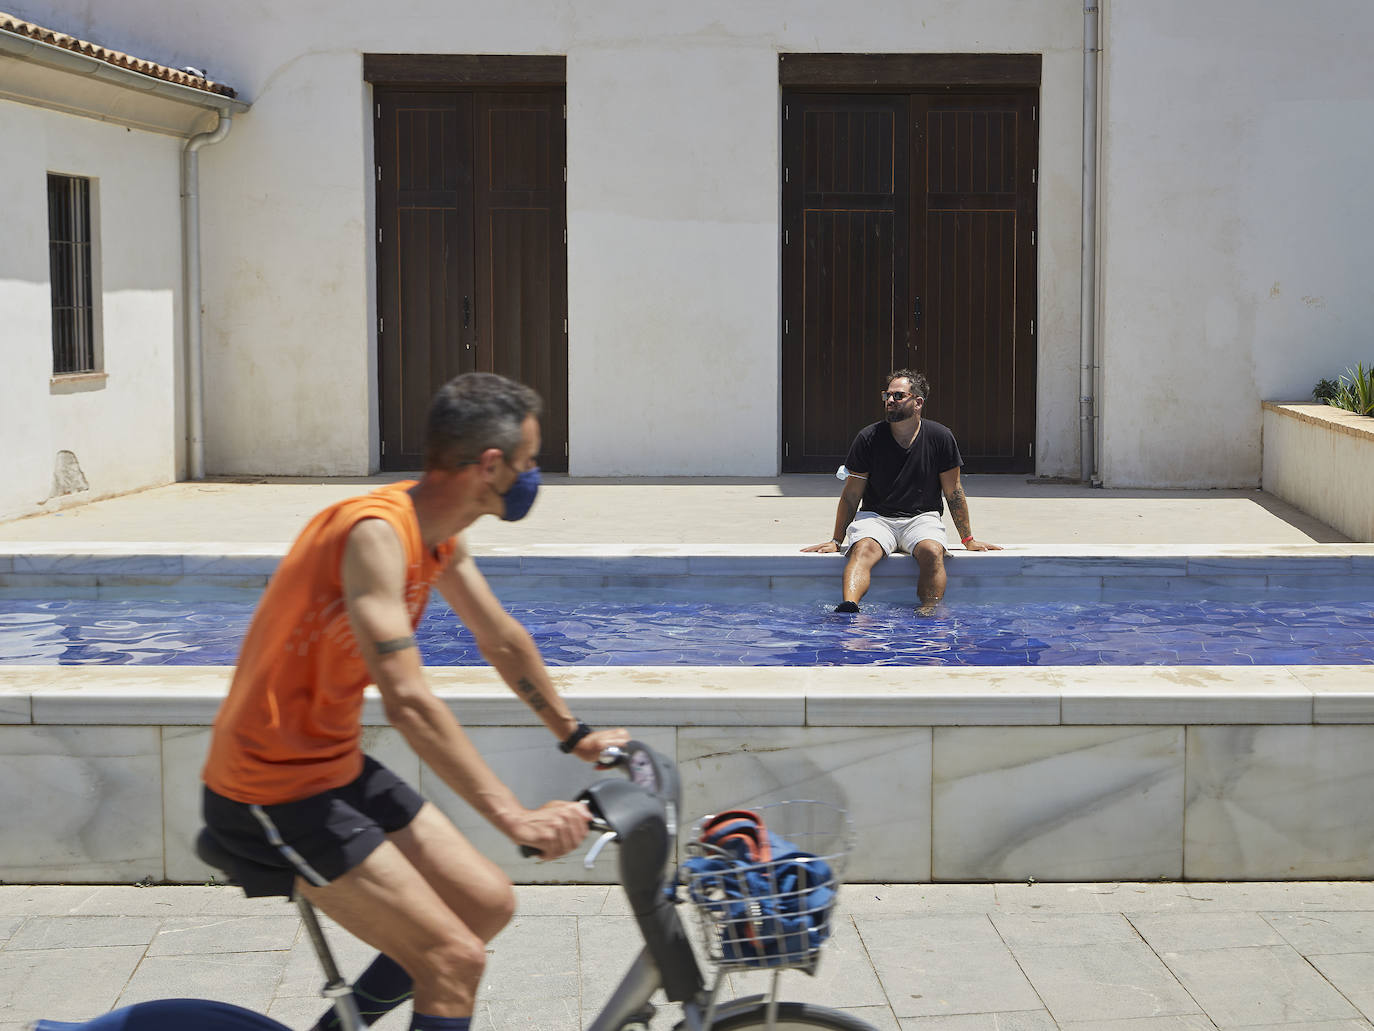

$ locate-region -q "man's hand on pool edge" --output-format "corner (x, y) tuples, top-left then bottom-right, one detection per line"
(962, 539), (1003, 552)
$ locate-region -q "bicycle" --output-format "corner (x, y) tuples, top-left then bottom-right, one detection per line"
(32, 741), (877, 1031)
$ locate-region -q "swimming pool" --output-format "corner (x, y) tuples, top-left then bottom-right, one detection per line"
(2, 596), (1371, 666)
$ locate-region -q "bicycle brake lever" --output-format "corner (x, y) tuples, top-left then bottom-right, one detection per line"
(584, 830), (617, 869)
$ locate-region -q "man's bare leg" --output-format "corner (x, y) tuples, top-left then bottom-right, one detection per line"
(840, 538), (885, 610)
(389, 803), (515, 942)
(913, 540), (947, 616)
(296, 811), (505, 1018)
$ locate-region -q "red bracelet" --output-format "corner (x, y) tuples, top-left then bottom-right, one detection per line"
(961, 534), (975, 544)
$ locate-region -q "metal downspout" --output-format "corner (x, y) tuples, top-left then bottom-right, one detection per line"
(1080, 2), (1101, 484)
(182, 112), (233, 480)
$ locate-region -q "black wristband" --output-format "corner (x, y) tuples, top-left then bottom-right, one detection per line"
(558, 720), (593, 754)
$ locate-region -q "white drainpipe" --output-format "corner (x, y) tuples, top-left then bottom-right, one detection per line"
(182, 112), (233, 480)
(1080, 1), (1101, 484)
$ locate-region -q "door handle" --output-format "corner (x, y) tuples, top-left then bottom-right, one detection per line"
(913, 296), (922, 330)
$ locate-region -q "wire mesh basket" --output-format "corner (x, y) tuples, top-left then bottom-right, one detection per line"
(679, 800), (853, 973)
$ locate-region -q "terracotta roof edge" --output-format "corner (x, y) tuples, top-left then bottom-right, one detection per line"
(0, 11), (240, 100)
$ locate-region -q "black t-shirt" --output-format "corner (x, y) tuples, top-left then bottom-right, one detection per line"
(844, 419), (963, 518)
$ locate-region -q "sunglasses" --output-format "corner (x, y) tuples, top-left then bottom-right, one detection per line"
(881, 391), (917, 402)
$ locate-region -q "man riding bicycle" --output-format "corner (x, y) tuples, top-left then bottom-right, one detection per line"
(200, 373), (628, 1031)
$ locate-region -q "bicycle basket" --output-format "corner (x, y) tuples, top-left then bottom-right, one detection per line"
(680, 800), (853, 973)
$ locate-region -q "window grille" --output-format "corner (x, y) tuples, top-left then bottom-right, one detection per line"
(47, 173), (96, 375)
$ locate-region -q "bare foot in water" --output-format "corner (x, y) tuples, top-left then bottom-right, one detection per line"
(916, 601), (940, 617)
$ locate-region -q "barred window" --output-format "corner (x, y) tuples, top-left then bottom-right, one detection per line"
(48, 173), (96, 375)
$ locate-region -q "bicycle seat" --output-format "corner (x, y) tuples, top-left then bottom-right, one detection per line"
(195, 828), (296, 898)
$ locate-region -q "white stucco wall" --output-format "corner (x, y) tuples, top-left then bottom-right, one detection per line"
(1097, 0), (1374, 487)
(9, 0), (1085, 478)
(0, 99), (183, 522)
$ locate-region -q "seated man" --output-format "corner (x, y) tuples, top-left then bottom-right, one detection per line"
(803, 369), (1000, 615)
(201, 372), (627, 1031)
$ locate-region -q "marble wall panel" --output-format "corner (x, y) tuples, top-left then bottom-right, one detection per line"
(0, 689), (30, 723)
(1184, 725), (1374, 879)
(419, 726), (677, 885)
(932, 726), (1185, 882)
(677, 726), (933, 881)
(0, 725), (163, 882)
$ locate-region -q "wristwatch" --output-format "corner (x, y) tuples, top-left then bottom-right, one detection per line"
(558, 720), (593, 754)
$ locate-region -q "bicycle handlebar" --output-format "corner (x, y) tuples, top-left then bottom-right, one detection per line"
(519, 746), (629, 858)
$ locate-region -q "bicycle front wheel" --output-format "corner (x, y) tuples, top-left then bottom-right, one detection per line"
(705, 1001), (881, 1030)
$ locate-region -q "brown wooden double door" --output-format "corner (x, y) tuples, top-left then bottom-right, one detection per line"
(782, 89), (1038, 473)
(375, 87), (567, 471)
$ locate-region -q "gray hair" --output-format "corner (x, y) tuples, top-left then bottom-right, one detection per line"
(424, 373), (542, 469)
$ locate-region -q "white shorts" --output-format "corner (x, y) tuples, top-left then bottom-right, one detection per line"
(842, 510), (948, 556)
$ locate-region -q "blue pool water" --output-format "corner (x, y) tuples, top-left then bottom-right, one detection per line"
(1, 596), (1372, 666)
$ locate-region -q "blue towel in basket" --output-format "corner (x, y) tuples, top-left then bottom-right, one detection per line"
(682, 810), (836, 966)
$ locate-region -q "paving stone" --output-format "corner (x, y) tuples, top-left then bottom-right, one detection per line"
(116, 951), (285, 1011)
(0, 915), (22, 945)
(1308, 953), (1374, 1022)
(1057, 1017), (1218, 1031)
(897, 1011), (1058, 1031)
(1010, 941), (1200, 1023)
(1161, 945), (1361, 1028)
(992, 912), (1140, 948)
(0, 943), (145, 1024)
(5, 914), (161, 950)
(146, 914), (300, 956)
(1128, 912), (1287, 951)
(859, 918), (1041, 1019)
(1264, 913), (1374, 955)
(480, 915), (580, 1001)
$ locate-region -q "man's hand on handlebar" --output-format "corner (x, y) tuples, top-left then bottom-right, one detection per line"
(510, 799), (592, 860)
(573, 727), (631, 765)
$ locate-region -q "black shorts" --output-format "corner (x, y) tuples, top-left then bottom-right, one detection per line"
(202, 755), (425, 897)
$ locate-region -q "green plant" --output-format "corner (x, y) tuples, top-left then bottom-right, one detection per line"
(1313, 377), (1341, 403)
(1325, 361), (1374, 416)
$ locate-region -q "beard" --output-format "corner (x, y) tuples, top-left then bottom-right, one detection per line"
(885, 406), (910, 422)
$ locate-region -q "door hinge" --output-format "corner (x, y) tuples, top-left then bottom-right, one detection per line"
(1032, 105), (1037, 121)
(379, 317), (384, 333)
(784, 229), (789, 245)
(785, 442), (789, 457)
(563, 103), (567, 118)
(1031, 229), (1035, 246)
(376, 102), (381, 119)
(1029, 442), (1034, 457)
(1032, 168), (1037, 184)
(784, 104), (789, 121)
(563, 166), (567, 182)
(784, 167), (789, 183)
(381, 440), (386, 455)
(377, 227), (382, 243)
(376, 165), (382, 182)
(564, 318), (569, 334)
(784, 319), (789, 335)
(564, 229), (568, 245)
(1030, 319), (1035, 336)
(565, 442), (569, 457)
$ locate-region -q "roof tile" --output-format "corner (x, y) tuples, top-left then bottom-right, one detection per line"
(0, 11), (238, 99)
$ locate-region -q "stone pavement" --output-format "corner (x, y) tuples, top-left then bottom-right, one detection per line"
(2, 880), (1373, 1031)
(0, 474), (1351, 549)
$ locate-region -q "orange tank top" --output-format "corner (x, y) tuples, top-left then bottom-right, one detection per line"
(203, 481), (456, 804)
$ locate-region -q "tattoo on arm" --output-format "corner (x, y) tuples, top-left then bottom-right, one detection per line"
(947, 486), (972, 539)
(374, 635), (417, 655)
(516, 676), (549, 713)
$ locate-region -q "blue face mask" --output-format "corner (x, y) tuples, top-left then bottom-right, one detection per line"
(500, 465), (541, 521)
